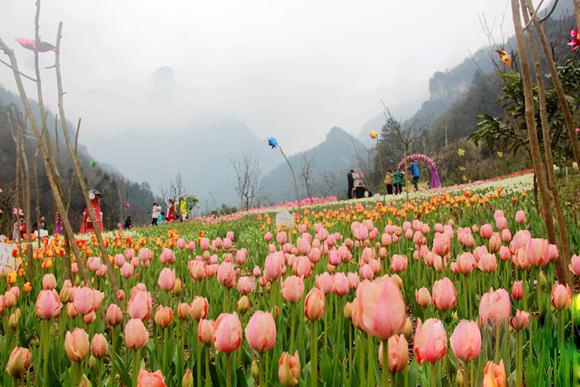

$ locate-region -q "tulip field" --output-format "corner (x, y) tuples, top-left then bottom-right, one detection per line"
(0, 171), (578, 387)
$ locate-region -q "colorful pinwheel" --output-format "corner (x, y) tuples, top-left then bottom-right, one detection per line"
(267, 137), (279, 149)
(15, 38), (56, 52)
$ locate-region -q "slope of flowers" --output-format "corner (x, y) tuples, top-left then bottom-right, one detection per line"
(0, 172), (577, 387)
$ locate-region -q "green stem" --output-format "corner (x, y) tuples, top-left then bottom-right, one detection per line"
(132, 349), (141, 387)
(494, 324), (501, 363)
(311, 321), (318, 387)
(430, 362), (437, 387)
(205, 346), (211, 387)
(516, 330), (523, 387)
(367, 334), (374, 386)
(41, 319), (50, 386)
(111, 326), (118, 383)
(382, 340), (390, 387)
(290, 303), (296, 353)
(196, 323), (202, 385)
(225, 352), (232, 387)
(359, 332), (365, 387)
(259, 353), (265, 387)
(558, 311), (565, 350)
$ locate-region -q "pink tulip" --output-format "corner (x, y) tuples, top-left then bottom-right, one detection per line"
(154, 306), (174, 329)
(480, 224), (493, 239)
(498, 246), (510, 261)
(511, 281), (523, 300)
(432, 277), (457, 310)
(64, 328), (90, 361)
(415, 287), (432, 307)
(515, 210), (526, 224)
(569, 254), (580, 276)
(213, 313), (242, 353)
(500, 229), (512, 243)
(35, 289), (63, 319)
(489, 233), (502, 252)
(106, 303), (123, 326)
(245, 311), (277, 352)
(390, 254), (408, 273)
(414, 318), (447, 364)
(304, 287), (325, 321)
(478, 253), (497, 272)
(72, 287), (95, 316)
(495, 216), (508, 230)
(479, 288), (511, 325)
(278, 351), (301, 386)
(83, 311), (97, 324)
(237, 276), (255, 295)
(281, 276), (305, 302)
(333, 273), (350, 296)
(137, 369), (167, 387)
(510, 310), (530, 330)
(217, 261), (237, 288)
(120, 263), (134, 278)
(124, 318), (149, 349)
(525, 238), (550, 266)
(6, 347), (31, 378)
(551, 283), (571, 310)
(198, 319), (214, 345)
(315, 272), (334, 294)
(355, 277), (406, 340)
(42, 274), (57, 290)
(378, 334), (409, 373)
(482, 360), (506, 387)
(432, 233), (451, 257)
(91, 333), (108, 358)
(450, 320), (481, 361)
(347, 272), (360, 289)
(127, 290), (153, 320)
(190, 296), (209, 320)
(157, 268), (176, 291)
(159, 248), (176, 265)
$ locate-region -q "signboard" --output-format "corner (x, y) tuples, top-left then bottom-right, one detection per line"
(275, 211), (295, 231)
(0, 242), (19, 275)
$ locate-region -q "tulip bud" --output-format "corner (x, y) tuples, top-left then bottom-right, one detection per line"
(272, 304), (280, 318)
(182, 368), (193, 387)
(8, 308), (20, 329)
(344, 302), (352, 320)
(173, 278), (183, 295)
(251, 360), (259, 379)
(404, 318), (413, 337)
(59, 286), (72, 303)
(456, 369), (464, 386)
(5, 347), (31, 378)
(88, 355), (97, 369)
(278, 351), (301, 386)
(177, 303), (190, 320)
(64, 328), (90, 362)
(237, 296), (251, 314)
(538, 271), (548, 290)
(91, 334), (108, 358)
(79, 374), (92, 387)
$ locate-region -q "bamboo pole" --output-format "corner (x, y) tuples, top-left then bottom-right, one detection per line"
(53, 22), (119, 290)
(522, 0), (573, 287)
(510, 0), (570, 285)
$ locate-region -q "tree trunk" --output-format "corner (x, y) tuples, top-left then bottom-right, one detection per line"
(17, 126), (34, 280)
(526, 0), (580, 165)
(54, 23), (119, 290)
(523, 0), (573, 287)
(510, 0), (571, 286)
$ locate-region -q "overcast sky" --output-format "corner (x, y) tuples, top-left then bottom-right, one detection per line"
(0, 0), (517, 153)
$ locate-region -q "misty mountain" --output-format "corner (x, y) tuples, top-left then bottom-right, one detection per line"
(260, 127), (367, 202)
(90, 117), (280, 209)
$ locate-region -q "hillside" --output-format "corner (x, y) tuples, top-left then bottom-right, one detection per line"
(260, 127), (367, 201)
(0, 87), (159, 233)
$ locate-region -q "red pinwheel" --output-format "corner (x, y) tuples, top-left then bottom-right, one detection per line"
(15, 38), (56, 53)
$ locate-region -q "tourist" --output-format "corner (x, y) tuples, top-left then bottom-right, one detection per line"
(167, 199), (176, 222)
(151, 203), (161, 226)
(384, 170), (394, 195)
(55, 213), (63, 235)
(124, 216), (133, 229)
(347, 170), (354, 199)
(393, 169), (404, 195)
(179, 197), (188, 221)
(410, 161), (420, 191)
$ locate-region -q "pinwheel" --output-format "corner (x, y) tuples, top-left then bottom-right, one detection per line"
(369, 130), (377, 140)
(15, 38), (56, 53)
(496, 49), (513, 68)
(568, 28), (580, 50)
(267, 137), (279, 149)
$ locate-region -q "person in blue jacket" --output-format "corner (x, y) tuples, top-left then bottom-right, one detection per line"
(410, 161), (420, 191)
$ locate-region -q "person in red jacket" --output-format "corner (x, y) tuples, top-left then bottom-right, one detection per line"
(80, 190), (104, 233)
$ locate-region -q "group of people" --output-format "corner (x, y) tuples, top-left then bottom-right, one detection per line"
(150, 197), (189, 226)
(347, 161), (421, 199)
(11, 213), (57, 241)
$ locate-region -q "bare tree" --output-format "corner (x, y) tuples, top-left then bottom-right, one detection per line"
(320, 171), (339, 197)
(232, 150), (262, 210)
(300, 154), (315, 198)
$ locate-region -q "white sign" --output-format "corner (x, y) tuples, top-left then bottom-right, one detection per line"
(275, 211), (295, 231)
(0, 243), (19, 275)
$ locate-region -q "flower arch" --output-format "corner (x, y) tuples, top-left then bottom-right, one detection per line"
(397, 153), (441, 189)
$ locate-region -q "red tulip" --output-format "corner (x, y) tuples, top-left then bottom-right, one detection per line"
(414, 318), (447, 364)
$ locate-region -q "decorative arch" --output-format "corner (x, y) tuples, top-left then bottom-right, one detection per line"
(397, 153), (441, 189)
